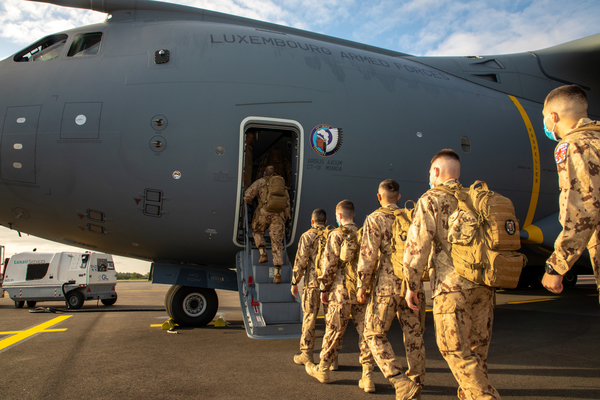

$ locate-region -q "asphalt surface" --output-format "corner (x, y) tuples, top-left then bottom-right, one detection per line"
(0, 277), (599, 400)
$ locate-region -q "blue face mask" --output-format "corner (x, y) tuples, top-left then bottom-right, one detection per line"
(544, 114), (558, 141)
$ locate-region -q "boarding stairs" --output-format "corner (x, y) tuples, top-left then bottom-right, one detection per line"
(236, 202), (302, 339)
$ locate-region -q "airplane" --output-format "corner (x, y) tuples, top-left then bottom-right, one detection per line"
(0, 0), (598, 337)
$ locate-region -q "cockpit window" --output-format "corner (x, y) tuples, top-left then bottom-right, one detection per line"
(68, 32), (102, 57)
(13, 34), (68, 62)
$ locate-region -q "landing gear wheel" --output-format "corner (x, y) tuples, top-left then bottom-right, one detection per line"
(101, 294), (117, 306)
(26, 301), (37, 308)
(167, 286), (218, 327)
(14, 301), (24, 308)
(66, 290), (84, 309)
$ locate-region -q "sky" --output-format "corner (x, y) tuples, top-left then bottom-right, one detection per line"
(0, 0), (599, 273)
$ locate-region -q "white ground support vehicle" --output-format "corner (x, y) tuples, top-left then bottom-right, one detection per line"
(2, 252), (117, 309)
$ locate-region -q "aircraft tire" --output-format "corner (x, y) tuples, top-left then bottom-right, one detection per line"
(14, 301), (24, 308)
(101, 294), (117, 306)
(164, 285), (178, 317)
(26, 301), (37, 308)
(168, 286), (218, 327)
(562, 270), (578, 288)
(67, 290), (84, 309)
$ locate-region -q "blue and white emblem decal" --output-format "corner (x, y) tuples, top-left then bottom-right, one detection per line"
(555, 142), (569, 164)
(310, 125), (343, 157)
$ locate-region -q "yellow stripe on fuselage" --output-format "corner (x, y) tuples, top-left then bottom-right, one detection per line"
(509, 95), (540, 229)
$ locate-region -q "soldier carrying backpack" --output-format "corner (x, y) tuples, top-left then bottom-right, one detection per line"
(243, 165), (290, 283)
(403, 149), (502, 400)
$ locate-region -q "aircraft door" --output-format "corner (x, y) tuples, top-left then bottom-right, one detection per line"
(1, 106), (41, 183)
(235, 117), (304, 247)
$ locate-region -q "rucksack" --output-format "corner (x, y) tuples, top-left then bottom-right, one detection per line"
(431, 181), (526, 289)
(311, 225), (333, 279)
(376, 203), (430, 282)
(336, 225), (361, 299)
(262, 174), (287, 213)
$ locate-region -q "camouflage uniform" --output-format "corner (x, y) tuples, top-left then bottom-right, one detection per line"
(292, 225), (328, 354)
(357, 204), (426, 385)
(243, 175), (290, 266)
(318, 222), (374, 367)
(404, 179), (500, 400)
(546, 119), (600, 290)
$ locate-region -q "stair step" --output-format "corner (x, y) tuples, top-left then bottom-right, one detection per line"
(252, 264), (292, 284)
(255, 282), (296, 303)
(260, 301), (301, 324)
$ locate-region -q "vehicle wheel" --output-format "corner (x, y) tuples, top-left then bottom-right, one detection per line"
(164, 285), (178, 317)
(26, 301), (37, 308)
(14, 301), (24, 308)
(66, 290), (84, 309)
(101, 294), (117, 306)
(562, 270), (578, 288)
(168, 286), (218, 327)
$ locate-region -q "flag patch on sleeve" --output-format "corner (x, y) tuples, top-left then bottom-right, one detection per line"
(555, 142), (568, 164)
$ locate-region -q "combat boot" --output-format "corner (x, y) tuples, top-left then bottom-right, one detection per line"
(305, 361), (330, 384)
(389, 373), (419, 400)
(273, 266), (281, 283)
(329, 354), (338, 370)
(258, 247), (268, 263)
(293, 351), (313, 365)
(358, 363), (375, 393)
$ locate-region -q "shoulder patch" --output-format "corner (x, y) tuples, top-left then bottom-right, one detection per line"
(555, 142), (569, 164)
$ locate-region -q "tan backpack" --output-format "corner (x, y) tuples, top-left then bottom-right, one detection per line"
(336, 225), (361, 300)
(376, 203), (430, 282)
(262, 174), (287, 213)
(432, 181), (526, 289)
(311, 226), (332, 279)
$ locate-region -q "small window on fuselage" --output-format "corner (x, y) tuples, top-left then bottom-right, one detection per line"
(14, 34), (68, 62)
(68, 32), (102, 57)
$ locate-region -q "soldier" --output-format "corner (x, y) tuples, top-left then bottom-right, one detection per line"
(243, 165), (290, 283)
(255, 147), (293, 186)
(356, 180), (424, 400)
(305, 200), (376, 392)
(540, 85), (600, 296)
(404, 149), (500, 400)
(291, 209), (329, 365)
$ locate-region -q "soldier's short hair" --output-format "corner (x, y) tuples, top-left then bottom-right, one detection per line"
(430, 149), (460, 166)
(336, 200), (355, 220)
(379, 179), (399, 202)
(546, 85), (587, 108)
(312, 209), (326, 224)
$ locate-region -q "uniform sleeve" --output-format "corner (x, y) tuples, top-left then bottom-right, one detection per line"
(404, 196), (437, 292)
(548, 142), (599, 274)
(292, 233), (312, 284)
(243, 180), (258, 204)
(318, 231), (343, 292)
(357, 215), (381, 290)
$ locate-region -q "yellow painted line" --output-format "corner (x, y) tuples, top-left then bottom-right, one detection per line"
(522, 224), (544, 245)
(588, 294), (599, 297)
(507, 299), (557, 305)
(0, 315), (72, 352)
(509, 95), (540, 229)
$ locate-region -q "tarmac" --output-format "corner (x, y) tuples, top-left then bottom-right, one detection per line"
(0, 277), (599, 399)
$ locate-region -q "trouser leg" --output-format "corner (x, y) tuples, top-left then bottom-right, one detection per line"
(351, 303), (375, 366)
(319, 303), (351, 365)
(363, 293), (404, 378)
(433, 288), (500, 400)
(269, 217), (285, 266)
(300, 288), (320, 352)
(397, 284), (426, 385)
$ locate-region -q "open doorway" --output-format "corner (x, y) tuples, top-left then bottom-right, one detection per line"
(234, 117), (304, 248)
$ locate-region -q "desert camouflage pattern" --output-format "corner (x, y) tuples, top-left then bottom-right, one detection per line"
(293, 226), (328, 352)
(300, 287), (327, 353)
(244, 175), (290, 266)
(356, 204), (425, 383)
(318, 222), (374, 366)
(403, 179), (479, 296)
(356, 204), (403, 296)
(404, 179), (499, 398)
(546, 118), (600, 289)
(433, 287), (499, 400)
(319, 222), (359, 303)
(293, 226), (327, 289)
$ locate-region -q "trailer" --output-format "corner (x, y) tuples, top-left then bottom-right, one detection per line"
(2, 252), (117, 309)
